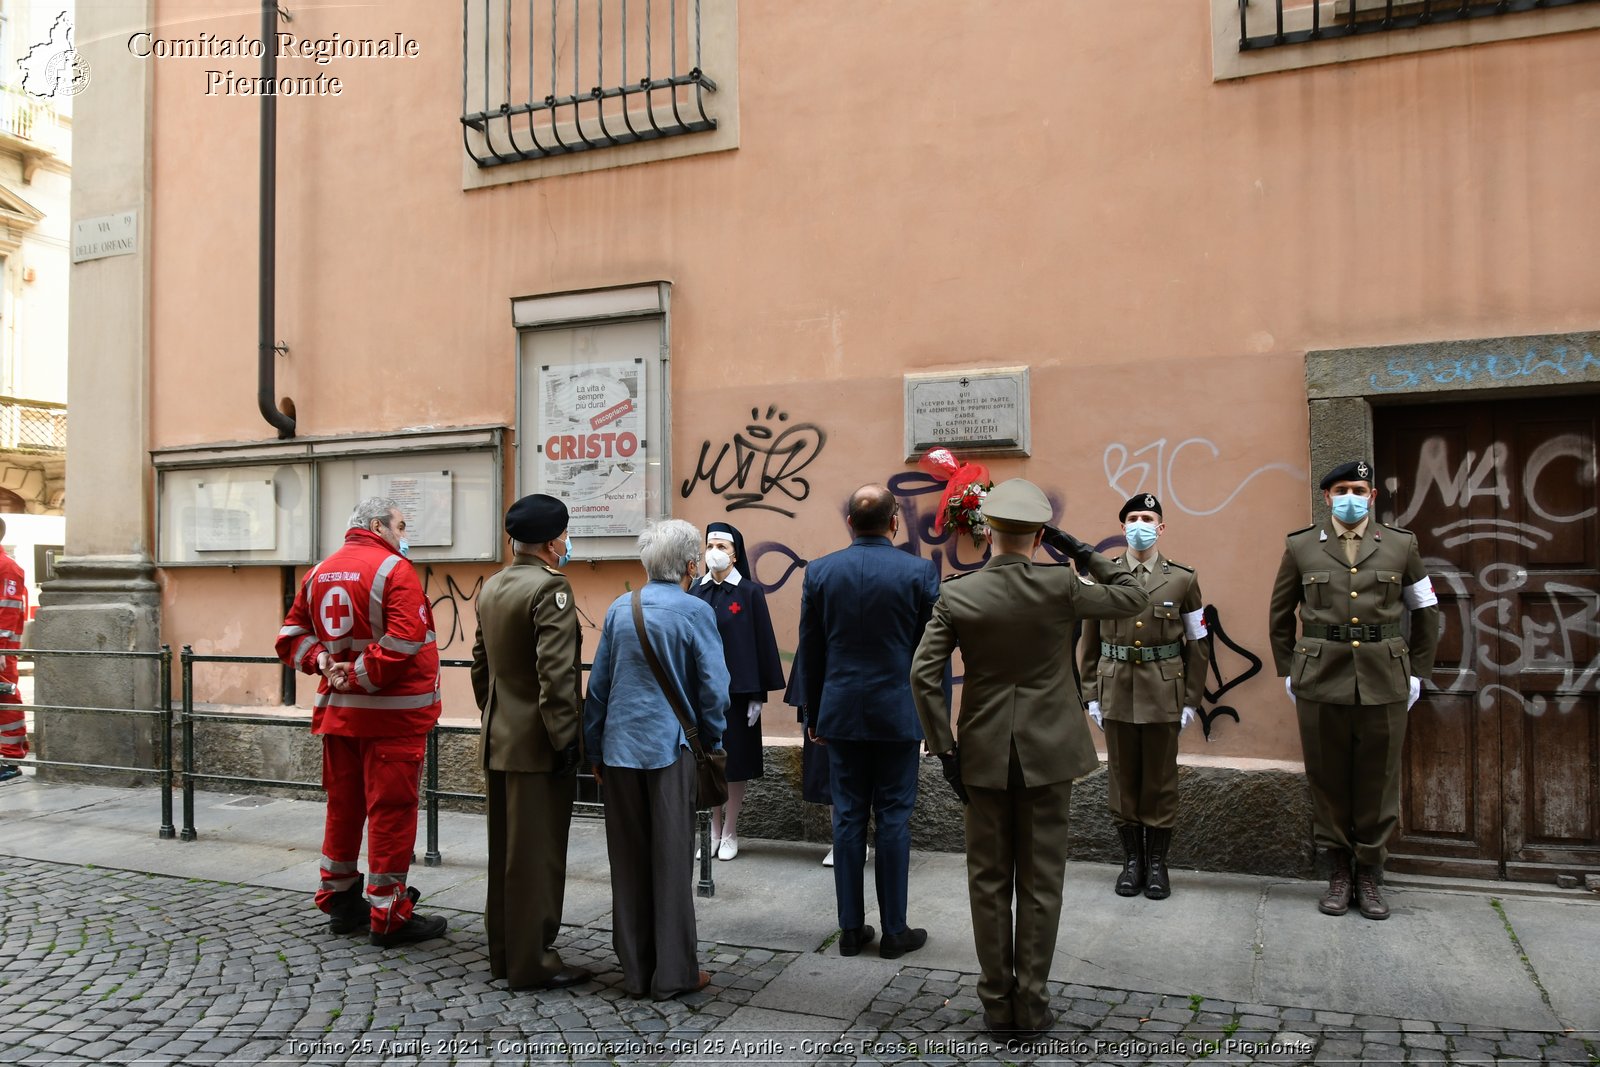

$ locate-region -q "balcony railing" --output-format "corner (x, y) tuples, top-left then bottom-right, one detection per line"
(0, 85), (37, 141)
(0, 395), (67, 452)
(1239, 0), (1600, 51)
(461, 0), (718, 166)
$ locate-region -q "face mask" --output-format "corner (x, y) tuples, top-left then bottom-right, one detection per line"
(556, 538), (572, 568)
(1331, 494), (1370, 525)
(1124, 521), (1159, 551)
(397, 539), (410, 558)
(705, 547), (732, 573)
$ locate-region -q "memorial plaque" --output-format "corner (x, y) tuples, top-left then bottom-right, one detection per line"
(904, 367), (1030, 458)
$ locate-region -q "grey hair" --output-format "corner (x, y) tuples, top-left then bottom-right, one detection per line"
(638, 519), (703, 582)
(348, 497), (402, 530)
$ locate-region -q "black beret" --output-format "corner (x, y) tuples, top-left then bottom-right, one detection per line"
(1320, 460), (1375, 491)
(1119, 493), (1163, 523)
(505, 494), (568, 543)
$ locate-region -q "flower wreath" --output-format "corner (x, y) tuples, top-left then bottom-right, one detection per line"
(919, 448), (994, 549)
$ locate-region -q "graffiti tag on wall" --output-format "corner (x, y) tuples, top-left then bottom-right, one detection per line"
(680, 406), (827, 517)
(1103, 437), (1303, 517)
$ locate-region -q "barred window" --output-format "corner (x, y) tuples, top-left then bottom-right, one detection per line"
(1214, 0), (1600, 79)
(461, 0), (730, 173)
(1239, 0), (1600, 52)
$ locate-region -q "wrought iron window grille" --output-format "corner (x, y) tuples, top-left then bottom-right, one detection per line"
(462, 0), (718, 166)
(1239, 0), (1600, 51)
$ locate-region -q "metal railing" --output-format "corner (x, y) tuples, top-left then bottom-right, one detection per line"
(177, 648), (718, 896)
(461, 0), (718, 165)
(1239, 0), (1599, 51)
(6, 647), (175, 838)
(0, 395), (68, 452)
(0, 84), (36, 141)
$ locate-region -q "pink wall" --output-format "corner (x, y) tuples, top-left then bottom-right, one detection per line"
(148, 1), (1600, 762)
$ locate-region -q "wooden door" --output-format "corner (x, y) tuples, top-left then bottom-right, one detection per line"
(1378, 397), (1600, 881)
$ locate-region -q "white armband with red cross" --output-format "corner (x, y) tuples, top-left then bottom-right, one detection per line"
(1182, 608), (1207, 641)
(1402, 576), (1438, 610)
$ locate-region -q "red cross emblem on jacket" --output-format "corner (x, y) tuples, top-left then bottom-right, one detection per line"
(728, 602), (742, 615)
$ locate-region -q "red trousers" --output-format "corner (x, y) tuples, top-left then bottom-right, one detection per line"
(0, 686), (26, 761)
(318, 733), (426, 933)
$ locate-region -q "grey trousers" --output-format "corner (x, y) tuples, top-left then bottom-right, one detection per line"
(602, 747), (700, 998)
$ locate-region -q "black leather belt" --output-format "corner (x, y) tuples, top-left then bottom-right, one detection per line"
(1101, 641), (1182, 663)
(1303, 623), (1402, 642)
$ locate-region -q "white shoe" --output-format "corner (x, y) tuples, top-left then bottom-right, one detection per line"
(822, 847), (834, 868)
(717, 836), (739, 861)
(697, 836), (720, 861)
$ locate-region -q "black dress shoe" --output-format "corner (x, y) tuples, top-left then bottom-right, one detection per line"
(838, 924), (875, 956)
(878, 927), (927, 959)
(542, 966), (593, 989)
(369, 912), (448, 948)
(511, 966), (593, 991)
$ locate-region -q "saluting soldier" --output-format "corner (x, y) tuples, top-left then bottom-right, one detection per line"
(1078, 493), (1209, 900)
(1268, 460), (1440, 921)
(911, 479), (1148, 1036)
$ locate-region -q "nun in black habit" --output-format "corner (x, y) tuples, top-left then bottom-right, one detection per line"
(689, 521), (785, 860)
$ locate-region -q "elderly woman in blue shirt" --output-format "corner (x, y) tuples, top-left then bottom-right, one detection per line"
(585, 518), (729, 1001)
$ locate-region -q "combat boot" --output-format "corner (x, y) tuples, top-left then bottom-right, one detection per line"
(1114, 825), (1144, 896)
(1355, 865), (1390, 920)
(1144, 828), (1173, 900)
(1319, 851), (1353, 916)
(325, 884), (368, 936)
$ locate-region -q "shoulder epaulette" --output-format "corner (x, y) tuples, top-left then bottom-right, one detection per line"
(1380, 522), (1414, 536)
(942, 570), (976, 583)
(542, 565), (563, 577)
(1165, 559), (1195, 573)
(1286, 524), (1317, 538)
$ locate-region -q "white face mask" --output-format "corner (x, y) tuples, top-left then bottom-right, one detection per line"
(705, 547), (732, 573)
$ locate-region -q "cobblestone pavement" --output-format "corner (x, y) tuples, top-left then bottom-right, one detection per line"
(1, 859), (1595, 1066)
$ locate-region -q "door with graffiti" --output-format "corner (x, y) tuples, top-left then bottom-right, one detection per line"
(1378, 396), (1599, 881)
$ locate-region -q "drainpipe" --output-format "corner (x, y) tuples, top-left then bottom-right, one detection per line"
(259, 0), (295, 439)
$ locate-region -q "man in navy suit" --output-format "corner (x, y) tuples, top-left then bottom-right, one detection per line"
(799, 484), (941, 959)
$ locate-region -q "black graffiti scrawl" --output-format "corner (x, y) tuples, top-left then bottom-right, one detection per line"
(1197, 603), (1263, 740)
(680, 406), (827, 517)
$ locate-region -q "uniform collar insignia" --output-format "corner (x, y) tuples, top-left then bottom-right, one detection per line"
(1319, 529), (1328, 542)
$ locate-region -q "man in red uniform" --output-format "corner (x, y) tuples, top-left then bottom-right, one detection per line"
(277, 497), (447, 946)
(0, 519), (28, 784)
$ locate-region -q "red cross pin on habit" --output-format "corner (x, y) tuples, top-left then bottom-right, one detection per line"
(728, 602), (742, 615)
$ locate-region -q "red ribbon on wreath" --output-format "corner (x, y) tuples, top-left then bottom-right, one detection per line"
(919, 448), (993, 543)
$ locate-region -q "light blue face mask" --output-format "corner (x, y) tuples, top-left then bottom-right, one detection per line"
(397, 538), (410, 558)
(1331, 493), (1370, 525)
(1124, 521), (1159, 551)
(556, 538), (572, 568)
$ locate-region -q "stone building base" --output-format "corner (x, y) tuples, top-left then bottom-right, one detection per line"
(175, 718), (1316, 878)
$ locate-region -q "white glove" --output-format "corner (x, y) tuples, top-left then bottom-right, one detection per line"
(1407, 676), (1422, 711)
(747, 700), (763, 726)
(1180, 706), (1197, 731)
(1087, 700), (1103, 731)
(1284, 676), (1296, 706)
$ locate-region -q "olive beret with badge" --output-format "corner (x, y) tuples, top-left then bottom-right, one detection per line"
(983, 478), (1053, 534)
(1319, 459), (1375, 491)
(505, 493), (568, 543)
(1118, 493), (1163, 523)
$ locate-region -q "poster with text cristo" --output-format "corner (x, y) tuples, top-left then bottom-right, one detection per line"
(536, 361), (647, 537)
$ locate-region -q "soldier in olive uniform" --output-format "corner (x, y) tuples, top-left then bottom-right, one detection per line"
(911, 479), (1149, 1035)
(1079, 494), (1209, 900)
(1269, 461), (1440, 920)
(471, 494), (591, 990)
